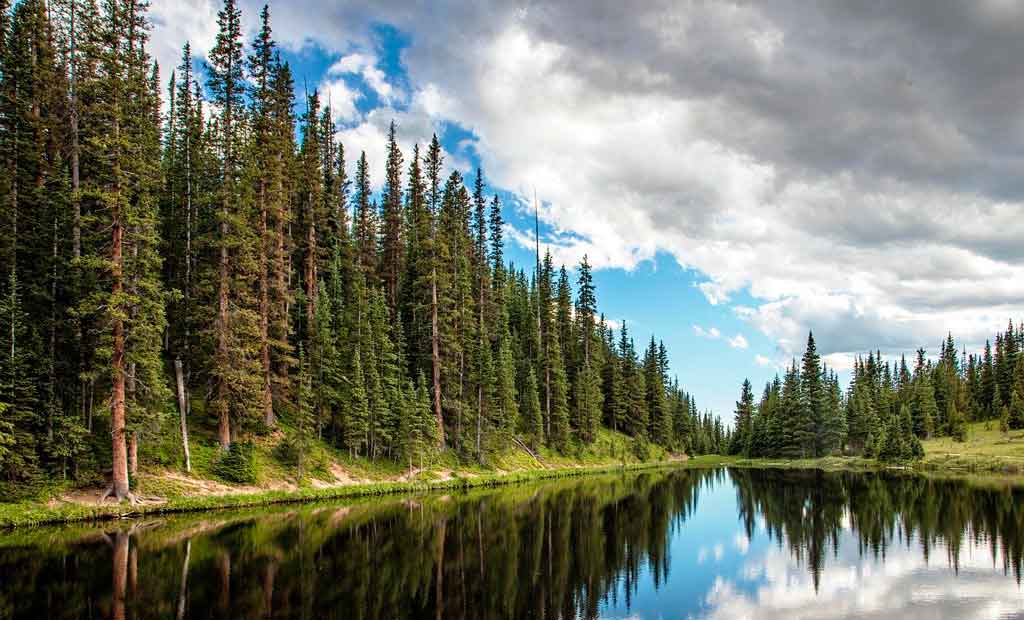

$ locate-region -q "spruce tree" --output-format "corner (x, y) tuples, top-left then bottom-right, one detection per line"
(731, 379), (755, 456)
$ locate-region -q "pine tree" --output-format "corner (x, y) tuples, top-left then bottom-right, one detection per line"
(731, 379), (755, 456)
(207, 0), (260, 449)
(574, 360), (603, 444)
(353, 150), (376, 281)
(799, 332), (826, 457)
(1009, 389), (1024, 431)
(493, 329), (518, 445)
(911, 350), (937, 438)
(344, 346), (368, 457)
(0, 272), (40, 485)
(380, 121), (403, 313)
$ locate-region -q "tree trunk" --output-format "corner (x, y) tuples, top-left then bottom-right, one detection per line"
(175, 359), (191, 473)
(217, 80), (233, 450)
(272, 174), (289, 398)
(111, 219), (130, 501)
(128, 431), (138, 478)
(431, 269), (444, 446)
(217, 206), (231, 449)
(306, 210), (316, 333)
(259, 180), (274, 427)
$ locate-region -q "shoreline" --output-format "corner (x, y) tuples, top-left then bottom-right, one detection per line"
(5, 451), (1024, 529)
(0, 458), (711, 529)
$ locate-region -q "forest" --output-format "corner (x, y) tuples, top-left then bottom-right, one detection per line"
(730, 324), (1024, 461)
(0, 0), (726, 502)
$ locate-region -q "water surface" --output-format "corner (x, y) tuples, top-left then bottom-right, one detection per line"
(1, 467), (1023, 619)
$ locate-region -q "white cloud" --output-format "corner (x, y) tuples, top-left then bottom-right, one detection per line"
(694, 325), (722, 339)
(728, 334), (749, 349)
(318, 78), (362, 124)
(328, 53), (397, 103)
(754, 354), (777, 369)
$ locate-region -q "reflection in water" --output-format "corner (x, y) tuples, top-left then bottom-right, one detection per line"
(0, 468), (1022, 619)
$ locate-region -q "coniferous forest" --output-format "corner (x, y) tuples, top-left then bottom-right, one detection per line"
(0, 0), (724, 501)
(730, 325), (1024, 462)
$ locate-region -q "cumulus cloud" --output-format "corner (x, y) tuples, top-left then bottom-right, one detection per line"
(728, 334), (749, 349)
(327, 52), (397, 103)
(151, 0), (1024, 361)
(694, 325), (722, 340)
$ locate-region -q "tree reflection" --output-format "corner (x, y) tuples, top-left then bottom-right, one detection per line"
(1, 468), (1022, 619)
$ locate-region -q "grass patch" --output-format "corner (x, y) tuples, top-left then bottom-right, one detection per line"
(0, 459), (702, 529)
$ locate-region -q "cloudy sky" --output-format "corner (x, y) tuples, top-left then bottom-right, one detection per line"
(151, 1), (1024, 418)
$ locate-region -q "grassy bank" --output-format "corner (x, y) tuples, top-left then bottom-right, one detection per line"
(8, 422), (1023, 529)
(0, 425), (719, 528)
(715, 421), (1024, 482)
(0, 457), (721, 529)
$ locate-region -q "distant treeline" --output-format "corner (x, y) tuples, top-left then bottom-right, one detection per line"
(731, 324), (1024, 460)
(0, 0), (725, 500)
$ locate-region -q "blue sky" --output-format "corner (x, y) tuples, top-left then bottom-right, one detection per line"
(152, 1), (1024, 422)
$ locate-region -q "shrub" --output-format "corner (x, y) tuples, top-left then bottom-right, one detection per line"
(213, 441), (258, 484)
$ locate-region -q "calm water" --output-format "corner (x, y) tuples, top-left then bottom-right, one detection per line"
(2, 468), (1023, 619)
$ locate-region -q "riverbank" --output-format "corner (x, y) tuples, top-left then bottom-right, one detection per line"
(714, 421), (1024, 483)
(6, 422), (1022, 529)
(0, 456), (721, 529)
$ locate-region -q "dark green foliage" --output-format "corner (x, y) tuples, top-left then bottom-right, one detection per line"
(213, 441), (258, 484)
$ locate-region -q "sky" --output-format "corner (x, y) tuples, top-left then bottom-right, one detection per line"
(150, 1), (1024, 420)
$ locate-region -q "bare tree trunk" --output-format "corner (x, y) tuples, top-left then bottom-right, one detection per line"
(431, 270), (444, 446)
(175, 359), (191, 473)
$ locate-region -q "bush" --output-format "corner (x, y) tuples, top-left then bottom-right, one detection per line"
(213, 441), (258, 484)
(273, 436), (300, 467)
(631, 436), (651, 462)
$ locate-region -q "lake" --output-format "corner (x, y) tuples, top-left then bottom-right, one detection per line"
(1, 467), (1023, 619)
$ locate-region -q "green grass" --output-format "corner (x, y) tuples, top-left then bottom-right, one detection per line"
(0, 458), (709, 529)
(0, 419), (708, 529)
(713, 421), (1024, 480)
(919, 421), (1024, 474)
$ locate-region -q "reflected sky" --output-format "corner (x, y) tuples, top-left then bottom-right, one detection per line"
(599, 471), (1024, 620)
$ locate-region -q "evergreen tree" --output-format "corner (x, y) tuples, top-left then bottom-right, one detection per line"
(731, 379), (755, 456)
(380, 121), (403, 312)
